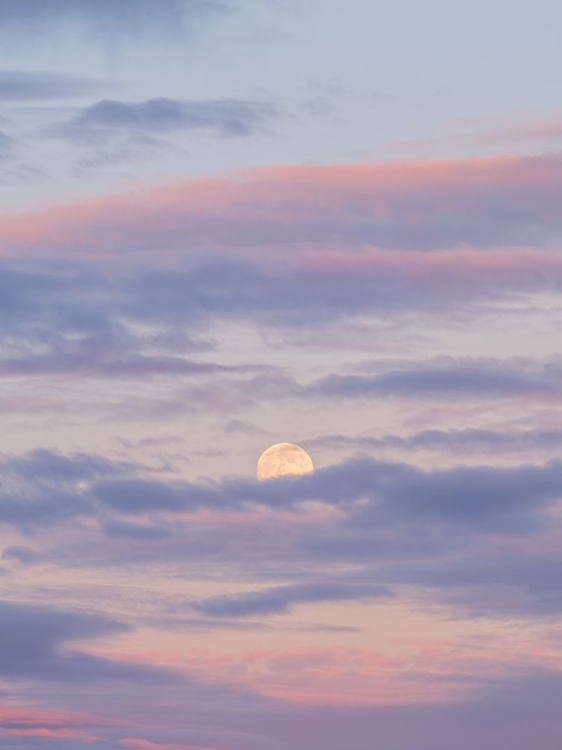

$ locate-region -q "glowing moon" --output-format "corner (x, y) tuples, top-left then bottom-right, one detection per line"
(257, 443), (314, 481)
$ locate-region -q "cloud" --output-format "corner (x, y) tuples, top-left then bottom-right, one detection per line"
(0, 1), (227, 41)
(0, 261), (281, 382)
(94, 478), (191, 514)
(0, 725), (102, 742)
(318, 458), (562, 531)
(477, 119), (562, 147)
(224, 419), (267, 436)
(0, 449), (128, 528)
(382, 118), (562, 157)
(0, 600), (180, 684)
(2, 154), (562, 255)
(8, 448), (127, 482)
(0, 705), (111, 744)
(0, 130), (13, 158)
(191, 582), (392, 617)
(0, 706), (115, 732)
(2, 447), (561, 621)
(1, 545), (41, 565)
(236, 671), (562, 750)
(2, 448), (561, 534)
(310, 356), (562, 402)
(100, 518), (171, 540)
(54, 98), (277, 142)
(0, 349), (261, 379)
(119, 740), (221, 750)
(0, 252), (560, 387)
(0, 70), (101, 100)
(307, 426), (562, 456)
(406, 556), (562, 617)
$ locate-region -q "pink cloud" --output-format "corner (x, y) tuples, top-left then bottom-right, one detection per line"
(475, 119), (562, 146)
(0, 707), (117, 727)
(119, 739), (222, 750)
(379, 118), (562, 157)
(1, 153), (561, 257)
(0, 706), (120, 744)
(0, 727), (100, 742)
(301, 245), (562, 291)
(95, 637), (562, 708)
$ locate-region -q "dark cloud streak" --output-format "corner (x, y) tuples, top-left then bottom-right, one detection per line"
(53, 98), (277, 141)
(192, 582), (393, 617)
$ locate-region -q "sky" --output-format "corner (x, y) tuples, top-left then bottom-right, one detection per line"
(0, 1), (562, 749)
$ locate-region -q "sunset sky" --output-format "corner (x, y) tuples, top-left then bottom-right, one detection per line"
(1, 2), (562, 749)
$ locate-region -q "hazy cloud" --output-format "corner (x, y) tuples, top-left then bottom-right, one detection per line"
(0, 70), (102, 100)
(310, 357), (562, 401)
(0, 0), (227, 40)
(307, 426), (562, 456)
(54, 98), (277, 141)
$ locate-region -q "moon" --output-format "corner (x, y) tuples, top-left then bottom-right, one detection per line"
(257, 443), (314, 481)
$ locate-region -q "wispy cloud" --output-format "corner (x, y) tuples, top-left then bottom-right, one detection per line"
(0, 0), (228, 41)
(52, 98), (277, 142)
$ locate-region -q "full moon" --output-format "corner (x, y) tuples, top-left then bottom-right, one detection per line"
(257, 443), (314, 481)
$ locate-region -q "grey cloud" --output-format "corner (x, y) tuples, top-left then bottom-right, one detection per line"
(339, 459), (562, 529)
(94, 478), (190, 514)
(54, 97), (276, 142)
(0, 130), (13, 157)
(310, 357), (562, 401)
(100, 518), (171, 540)
(75, 133), (178, 171)
(0, 261), (96, 324)
(191, 582), (393, 617)
(0, 70), (101, 100)
(8, 448), (127, 482)
(0, 488), (93, 528)
(0, 600), (173, 683)
(0, 259), (560, 387)
(124, 259), (531, 333)
(3, 449), (561, 534)
(0, 450), (128, 528)
(307, 427), (562, 455)
(2, 545), (41, 565)
(403, 557), (562, 617)
(0, 262), (268, 381)
(0, 0), (227, 38)
(2, 449), (561, 622)
(0, 349), (259, 379)
(74, 259), (562, 335)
